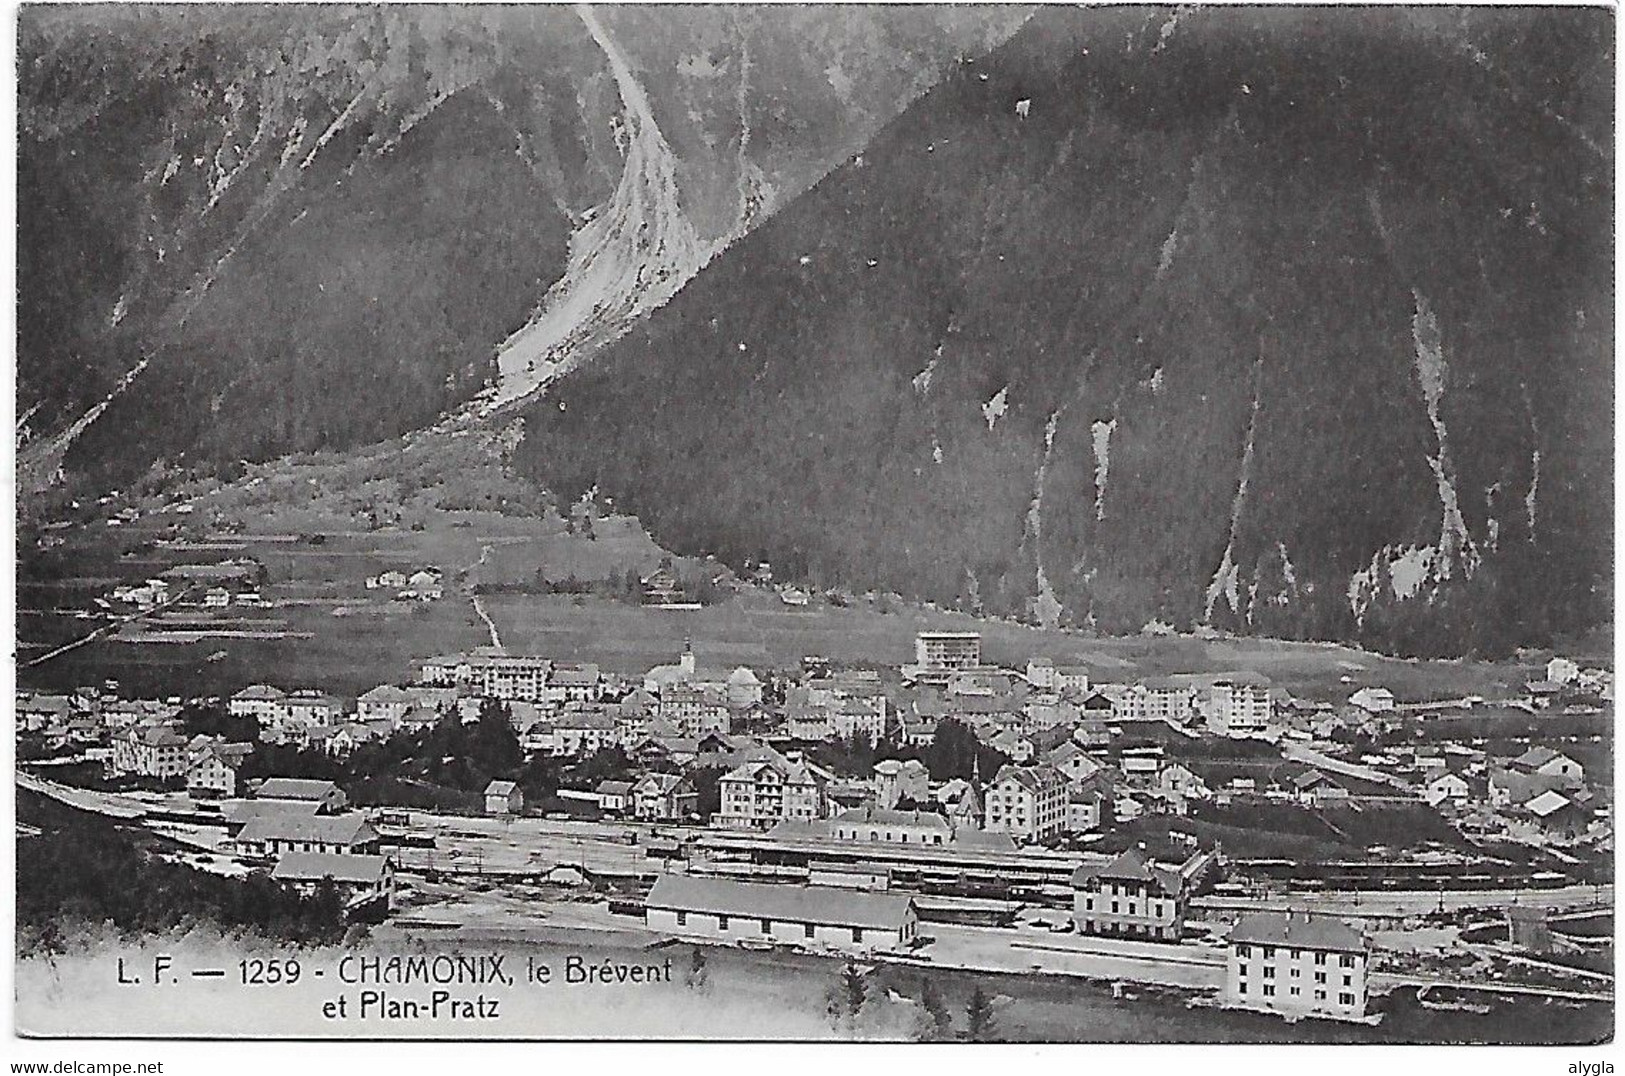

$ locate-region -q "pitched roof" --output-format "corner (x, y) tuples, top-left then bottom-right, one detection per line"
(1230, 911), (1367, 953)
(1514, 746), (1569, 770)
(989, 763), (1066, 795)
(596, 780), (635, 797)
(485, 780), (518, 796)
(256, 778), (342, 801)
(237, 814), (375, 846)
(646, 875), (915, 930)
(833, 806), (951, 833)
(272, 852), (390, 885)
(233, 684), (286, 701)
(1526, 789), (1574, 817)
(359, 685), (415, 703)
(1070, 848), (1183, 897)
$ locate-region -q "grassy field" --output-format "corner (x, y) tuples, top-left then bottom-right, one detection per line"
(15, 423), (1566, 704)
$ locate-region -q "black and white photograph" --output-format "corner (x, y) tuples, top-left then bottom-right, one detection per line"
(8, 0), (1615, 1057)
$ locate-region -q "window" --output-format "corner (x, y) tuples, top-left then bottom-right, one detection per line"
(718, 916), (730, 931)
(1238, 963), (1250, 977)
(1339, 954), (1355, 968)
(1290, 949), (1301, 960)
(852, 928), (864, 943)
(1263, 967), (1275, 979)
(1236, 945), (1251, 958)
(1112, 901), (1120, 914)
(1343, 975), (1352, 987)
(1238, 982), (1248, 995)
(1315, 990), (1326, 1001)
(1263, 947), (1276, 959)
(1128, 902), (1136, 915)
(1290, 987), (1300, 997)
(804, 923), (815, 940)
(761, 918), (772, 934)
(1263, 985), (1275, 997)
(676, 912), (687, 926)
(1314, 952), (1327, 966)
(1290, 968), (1300, 978)
(1315, 972), (1326, 984)
(1085, 897), (1094, 911)
(1339, 992), (1355, 1006)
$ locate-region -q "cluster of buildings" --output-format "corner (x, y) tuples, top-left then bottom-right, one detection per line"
(364, 566), (444, 602)
(23, 628), (1611, 869)
(102, 559), (265, 612)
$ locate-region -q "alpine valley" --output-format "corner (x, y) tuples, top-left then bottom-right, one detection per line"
(19, 5), (1613, 658)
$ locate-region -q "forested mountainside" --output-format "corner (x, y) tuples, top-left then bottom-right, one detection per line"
(519, 6), (1614, 657)
(18, 5), (1025, 498)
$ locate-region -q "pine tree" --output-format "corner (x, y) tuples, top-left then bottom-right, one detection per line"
(966, 984), (996, 1042)
(919, 975), (953, 1040)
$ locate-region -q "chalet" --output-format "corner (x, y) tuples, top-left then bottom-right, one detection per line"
(645, 875), (920, 953)
(484, 780), (523, 816)
(1424, 772), (1471, 808)
(632, 772), (697, 822)
(255, 777), (348, 814)
(1225, 911), (1370, 1020)
(272, 852), (396, 911)
(235, 814), (380, 858)
(1288, 769), (1349, 806)
(1523, 790), (1589, 843)
(1511, 746), (1584, 783)
(1071, 846), (1189, 941)
(1155, 762), (1210, 801)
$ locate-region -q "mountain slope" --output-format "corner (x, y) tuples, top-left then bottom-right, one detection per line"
(18, 5), (1027, 499)
(518, 6), (1613, 656)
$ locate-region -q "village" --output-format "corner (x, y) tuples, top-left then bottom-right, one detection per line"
(17, 611), (1616, 1029)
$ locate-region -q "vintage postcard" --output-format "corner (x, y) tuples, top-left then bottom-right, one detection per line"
(11, 0), (1614, 1053)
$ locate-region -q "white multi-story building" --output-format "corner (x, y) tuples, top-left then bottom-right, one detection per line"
(229, 685), (287, 724)
(466, 653), (553, 701)
(914, 631), (981, 671)
(357, 685), (416, 726)
(1207, 673), (1273, 737)
(716, 757), (828, 829)
(1225, 911), (1370, 1020)
(1140, 679), (1196, 723)
(983, 763), (1068, 842)
(112, 724), (189, 779)
(659, 685), (731, 737)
